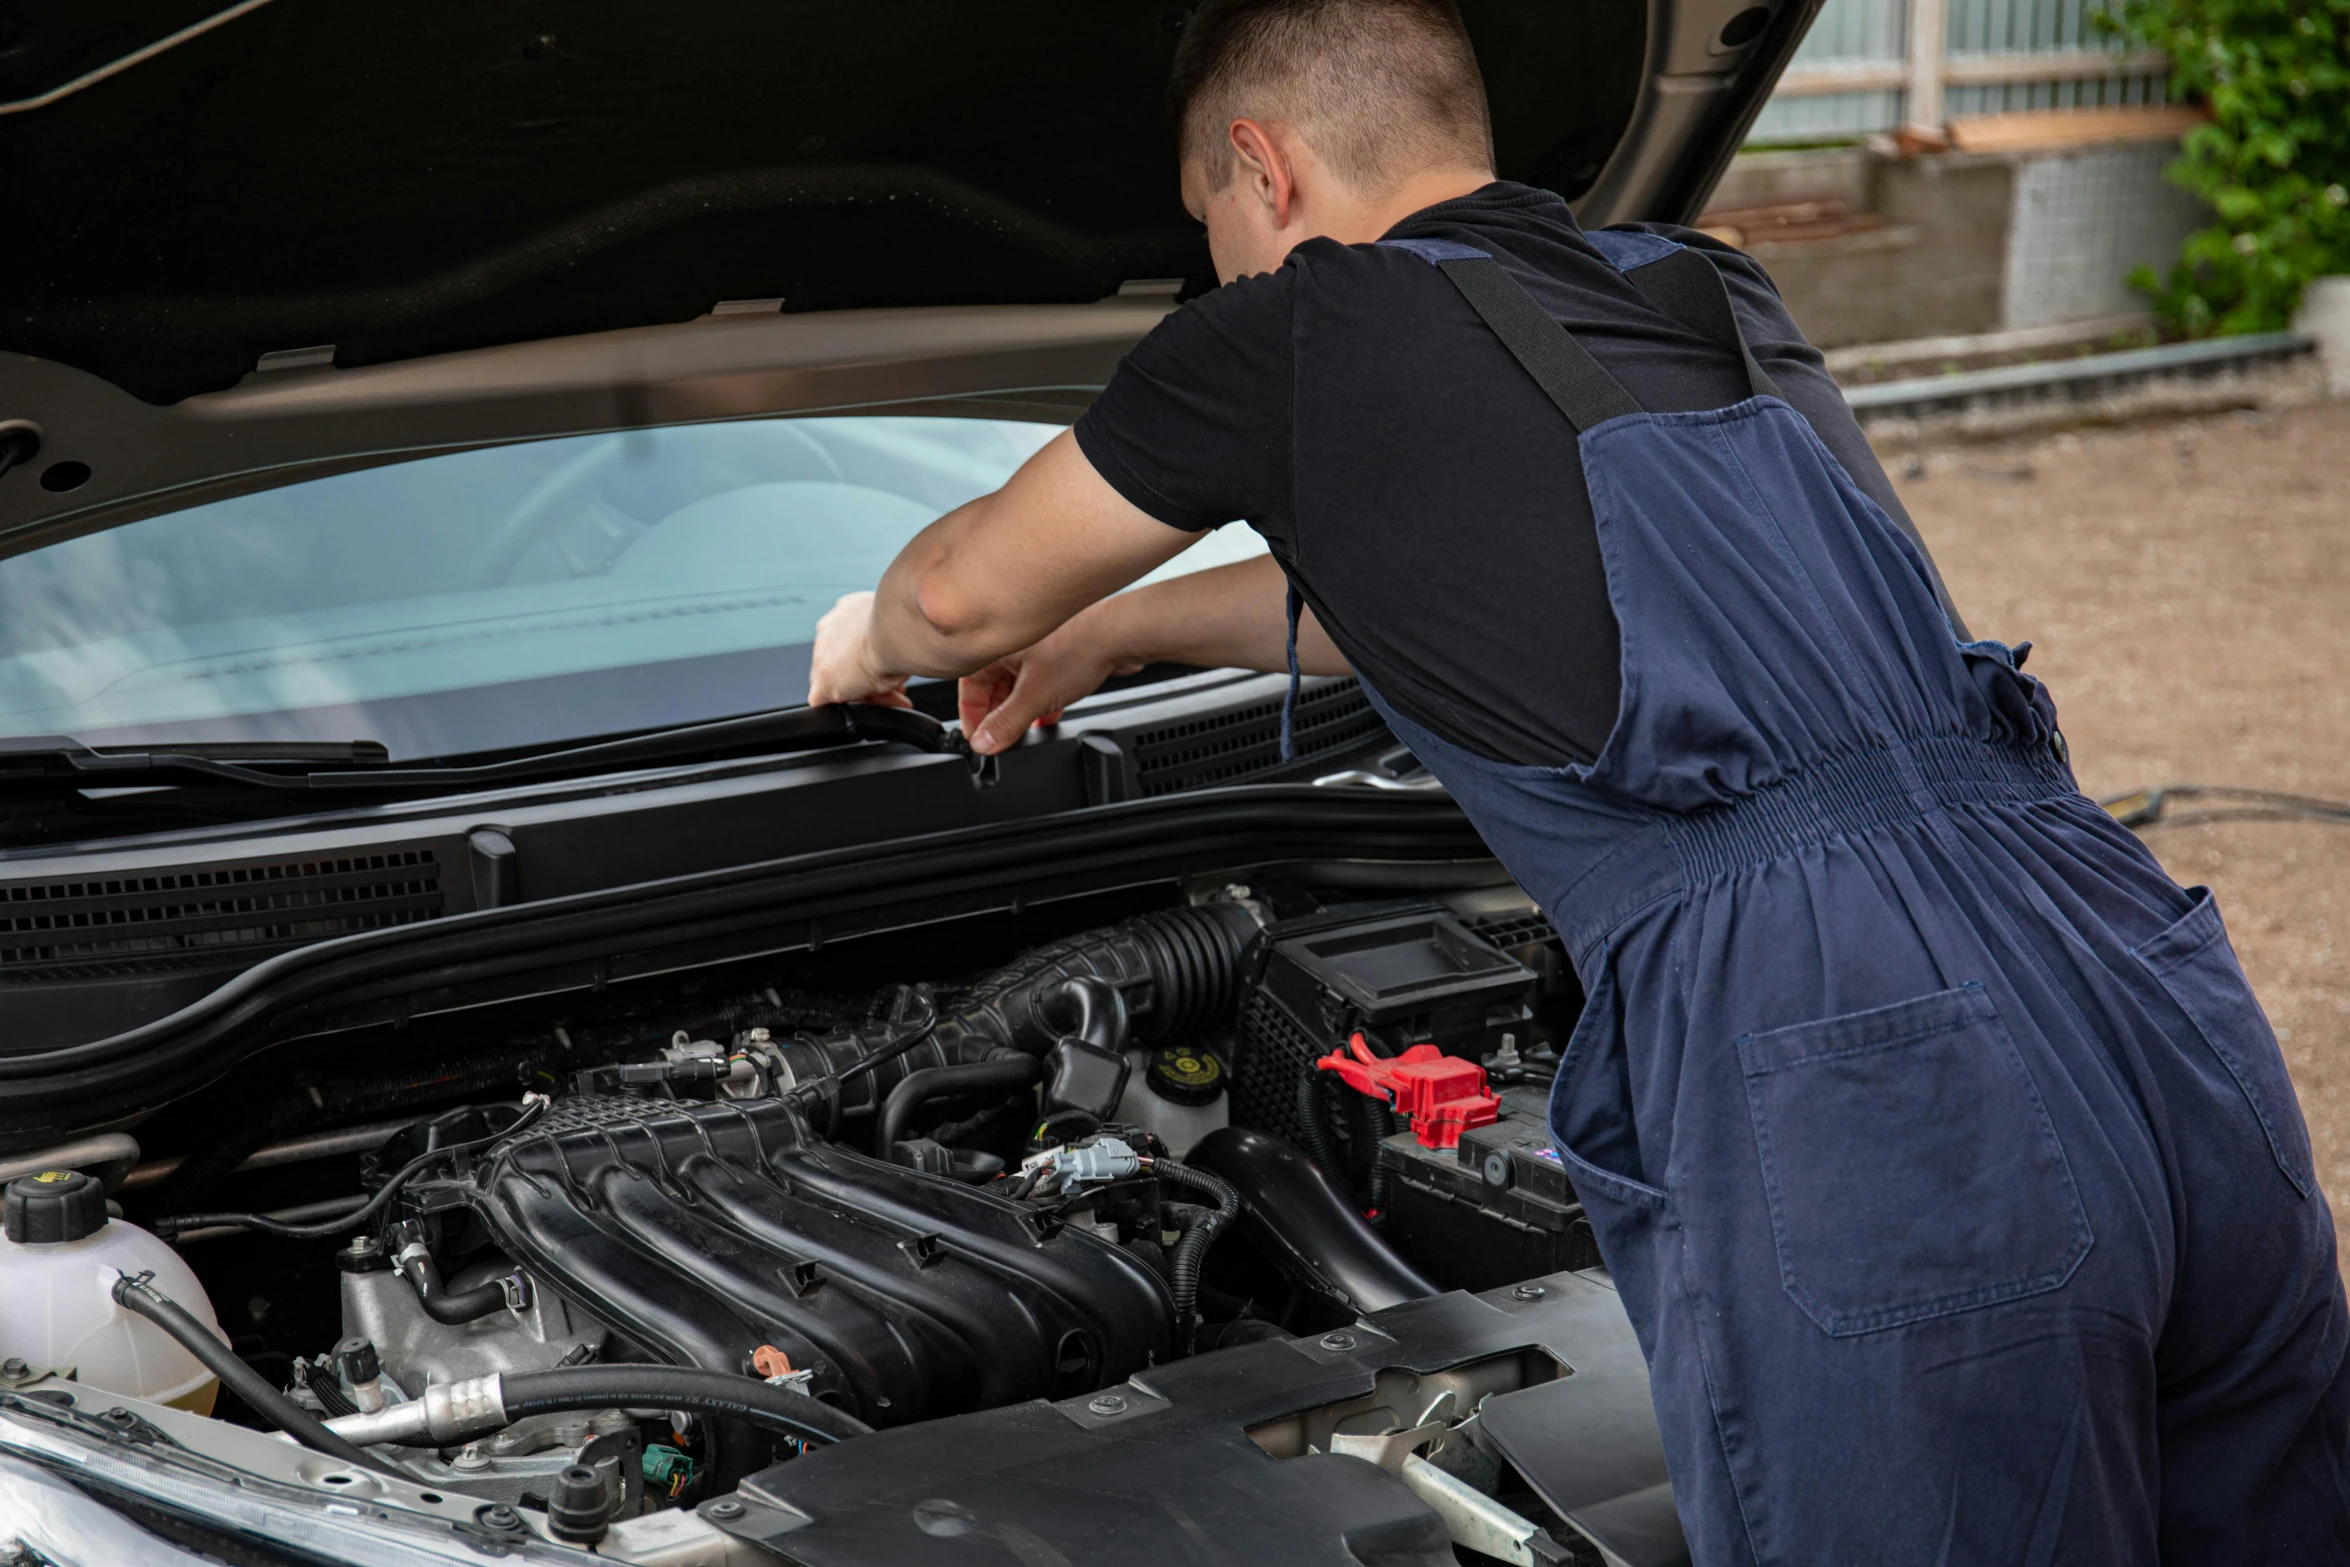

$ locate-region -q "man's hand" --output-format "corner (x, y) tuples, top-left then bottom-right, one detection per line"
(957, 600), (1147, 755)
(805, 591), (914, 710)
(957, 554), (1351, 754)
(800, 430), (1348, 748)
(804, 431), (1197, 709)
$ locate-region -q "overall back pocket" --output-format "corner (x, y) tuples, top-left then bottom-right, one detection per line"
(1738, 983), (2093, 1337)
(2132, 887), (2314, 1197)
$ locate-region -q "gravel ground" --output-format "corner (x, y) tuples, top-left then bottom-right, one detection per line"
(1892, 399), (2350, 1263)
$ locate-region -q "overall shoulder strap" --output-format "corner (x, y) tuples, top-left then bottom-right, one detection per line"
(1378, 238), (1642, 433)
(1587, 232), (1782, 402)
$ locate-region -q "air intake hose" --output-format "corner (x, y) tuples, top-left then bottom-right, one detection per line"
(932, 901), (1260, 1058)
(785, 903), (1260, 1115)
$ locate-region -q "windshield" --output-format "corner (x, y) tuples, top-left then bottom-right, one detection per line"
(0, 417), (1265, 759)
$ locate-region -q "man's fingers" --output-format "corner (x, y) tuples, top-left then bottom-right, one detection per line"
(970, 663), (1069, 755)
(958, 662), (1018, 734)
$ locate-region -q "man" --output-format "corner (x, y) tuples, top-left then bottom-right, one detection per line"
(808, 0), (2350, 1559)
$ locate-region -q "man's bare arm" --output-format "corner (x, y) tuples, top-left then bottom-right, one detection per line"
(806, 431), (1197, 704)
(954, 551), (1346, 753)
(808, 431), (1344, 752)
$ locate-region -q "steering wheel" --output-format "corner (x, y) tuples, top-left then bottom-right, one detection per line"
(461, 436), (632, 589)
(461, 422), (856, 590)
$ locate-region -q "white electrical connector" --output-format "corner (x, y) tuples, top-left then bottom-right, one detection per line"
(1024, 1137), (1141, 1196)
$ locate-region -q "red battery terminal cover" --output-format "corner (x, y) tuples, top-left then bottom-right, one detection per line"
(1314, 1031), (1501, 1150)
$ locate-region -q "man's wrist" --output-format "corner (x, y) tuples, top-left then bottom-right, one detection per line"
(1080, 591), (1159, 673)
(856, 590), (923, 686)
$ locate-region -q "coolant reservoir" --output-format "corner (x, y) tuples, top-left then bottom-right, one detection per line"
(0, 1170), (222, 1413)
(1111, 1044), (1230, 1158)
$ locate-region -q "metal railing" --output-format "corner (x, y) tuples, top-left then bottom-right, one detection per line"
(1751, 0), (2170, 143)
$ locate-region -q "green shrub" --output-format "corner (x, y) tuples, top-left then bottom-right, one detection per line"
(2097, 0), (2350, 335)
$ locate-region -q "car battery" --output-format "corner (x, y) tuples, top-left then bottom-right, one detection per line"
(1230, 903), (1537, 1153)
(1373, 1084), (1600, 1292)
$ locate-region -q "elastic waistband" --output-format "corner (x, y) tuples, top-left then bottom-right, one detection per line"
(1663, 734), (2075, 886)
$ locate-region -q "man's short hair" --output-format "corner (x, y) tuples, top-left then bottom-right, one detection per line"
(1169, 0), (1495, 196)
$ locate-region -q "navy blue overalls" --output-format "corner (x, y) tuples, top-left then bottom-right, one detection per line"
(1303, 232), (2350, 1562)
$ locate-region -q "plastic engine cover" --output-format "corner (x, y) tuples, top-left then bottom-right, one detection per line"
(464, 1097), (1172, 1427)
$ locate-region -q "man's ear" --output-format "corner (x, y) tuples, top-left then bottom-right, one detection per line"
(1227, 118), (1295, 229)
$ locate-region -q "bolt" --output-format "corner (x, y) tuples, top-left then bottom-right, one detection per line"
(1086, 1393), (1128, 1416)
(1318, 1330), (1358, 1352)
(708, 1499), (745, 1520)
(1, 1359), (26, 1379)
(451, 1443), (491, 1472)
(475, 1504), (525, 1532)
(1513, 1283), (1547, 1301)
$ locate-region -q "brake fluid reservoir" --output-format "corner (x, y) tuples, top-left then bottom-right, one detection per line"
(0, 1170), (222, 1413)
(1111, 1044), (1229, 1158)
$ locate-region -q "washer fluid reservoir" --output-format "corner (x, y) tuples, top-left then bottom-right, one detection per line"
(0, 1170), (222, 1413)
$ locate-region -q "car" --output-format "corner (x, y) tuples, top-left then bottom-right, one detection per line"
(0, 3), (1815, 1562)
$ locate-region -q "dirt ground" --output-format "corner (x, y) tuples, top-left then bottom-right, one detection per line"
(1891, 399), (2350, 1261)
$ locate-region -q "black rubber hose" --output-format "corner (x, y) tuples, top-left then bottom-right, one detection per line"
(1152, 1158), (1241, 1355)
(876, 1057), (1041, 1156)
(1037, 975), (1129, 1055)
(156, 1098), (547, 1240)
(109, 1274), (396, 1475)
(398, 1253), (511, 1326)
(499, 1366), (873, 1446)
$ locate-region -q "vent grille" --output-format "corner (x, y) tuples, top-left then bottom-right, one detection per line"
(1464, 910), (1561, 953)
(1231, 988), (1326, 1149)
(1130, 679), (1390, 797)
(0, 848), (444, 982)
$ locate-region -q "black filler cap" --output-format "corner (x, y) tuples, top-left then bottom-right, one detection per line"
(1145, 1045), (1225, 1108)
(334, 1336), (381, 1387)
(4, 1170), (108, 1244)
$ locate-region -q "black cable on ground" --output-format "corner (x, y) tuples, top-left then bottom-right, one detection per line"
(155, 1098), (547, 1241)
(110, 1273), (396, 1475)
(499, 1366), (872, 1446)
(2103, 784), (2350, 832)
(1150, 1158), (1242, 1356)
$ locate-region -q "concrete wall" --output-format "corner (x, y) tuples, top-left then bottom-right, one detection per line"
(1712, 149), (2013, 347)
(1708, 142), (2196, 348)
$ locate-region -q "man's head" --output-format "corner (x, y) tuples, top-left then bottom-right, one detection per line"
(1170, 0), (1497, 282)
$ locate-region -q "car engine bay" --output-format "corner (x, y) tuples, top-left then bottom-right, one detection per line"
(1, 869), (1689, 1564)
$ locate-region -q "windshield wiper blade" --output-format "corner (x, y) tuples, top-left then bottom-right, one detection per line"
(0, 705), (994, 795)
(0, 736), (392, 789)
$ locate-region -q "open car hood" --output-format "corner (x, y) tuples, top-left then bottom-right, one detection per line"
(0, 0), (1815, 536)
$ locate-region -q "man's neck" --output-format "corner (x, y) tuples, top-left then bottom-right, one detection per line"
(1338, 167), (1497, 244)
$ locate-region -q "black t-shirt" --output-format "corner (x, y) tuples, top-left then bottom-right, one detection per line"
(1074, 181), (1946, 768)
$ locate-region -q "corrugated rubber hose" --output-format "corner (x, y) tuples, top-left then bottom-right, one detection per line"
(1152, 1158), (1241, 1355)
